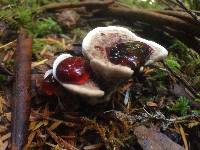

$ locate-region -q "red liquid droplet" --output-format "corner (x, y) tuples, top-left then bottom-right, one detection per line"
(42, 74), (57, 96)
(106, 41), (152, 69)
(56, 57), (89, 84)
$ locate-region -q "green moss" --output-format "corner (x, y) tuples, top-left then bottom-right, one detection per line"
(168, 39), (200, 84)
(192, 109), (200, 115)
(164, 55), (181, 72)
(15, 7), (33, 26)
(169, 40), (200, 64)
(168, 96), (190, 116)
(0, 74), (6, 82)
(0, 0), (62, 38)
(152, 69), (167, 79)
(32, 39), (46, 52)
(71, 28), (87, 42)
(182, 0), (200, 10)
(30, 17), (62, 37)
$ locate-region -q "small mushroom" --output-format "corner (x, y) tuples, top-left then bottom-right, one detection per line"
(82, 26), (168, 80)
(51, 54), (104, 97)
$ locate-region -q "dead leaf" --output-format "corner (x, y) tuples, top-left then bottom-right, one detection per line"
(146, 101), (158, 107)
(134, 126), (184, 150)
(55, 9), (80, 28)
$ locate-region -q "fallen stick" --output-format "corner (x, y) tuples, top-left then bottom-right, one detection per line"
(162, 0), (200, 23)
(175, 0), (200, 24)
(46, 128), (79, 150)
(39, 0), (114, 12)
(115, 1), (199, 26)
(103, 4), (200, 36)
(152, 9), (199, 25)
(11, 29), (32, 150)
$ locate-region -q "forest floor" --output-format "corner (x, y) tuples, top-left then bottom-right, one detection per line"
(0, 0), (200, 150)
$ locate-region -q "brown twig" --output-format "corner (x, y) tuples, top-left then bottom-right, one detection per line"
(102, 4), (200, 36)
(11, 29), (32, 150)
(39, 0), (114, 12)
(116, 1), (199, 25)
(175, 0), (200, 24)
(46, 128), (79, 150)
(165, 8), (200, 16)
(152, 9), (199, 25)
(164, 0), (200, 21)
(31, 111), (79, 128)
(116, 0), (197, 19)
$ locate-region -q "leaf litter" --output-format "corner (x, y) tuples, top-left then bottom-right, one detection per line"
(0, 0), (200, 150)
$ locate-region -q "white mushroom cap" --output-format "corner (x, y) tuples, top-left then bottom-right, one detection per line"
(52, 54), (104, 97)
(82, 26), (168, 79)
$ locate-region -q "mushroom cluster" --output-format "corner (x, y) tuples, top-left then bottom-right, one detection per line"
(43, 26), (168, 105)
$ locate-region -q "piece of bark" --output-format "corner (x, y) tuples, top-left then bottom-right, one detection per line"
(11, 29), (32, 150)
(134, 126), (185, 150)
